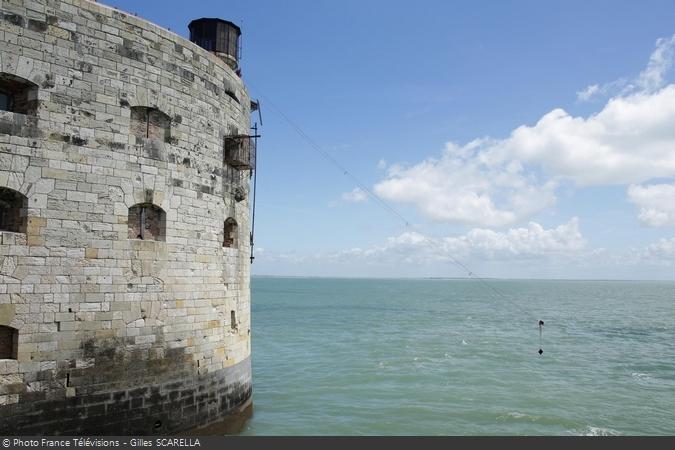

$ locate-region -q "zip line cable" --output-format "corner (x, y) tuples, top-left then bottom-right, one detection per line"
(249, 86), (546, 354)
(255, 94), (411, 227)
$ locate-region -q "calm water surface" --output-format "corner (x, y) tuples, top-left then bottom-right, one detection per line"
(241, 277), (675, 435)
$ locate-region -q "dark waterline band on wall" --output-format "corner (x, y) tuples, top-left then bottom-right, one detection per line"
(0, 357), (252, 435)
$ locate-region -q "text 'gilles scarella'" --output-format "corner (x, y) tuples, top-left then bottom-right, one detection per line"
(4, 439), (201, 449)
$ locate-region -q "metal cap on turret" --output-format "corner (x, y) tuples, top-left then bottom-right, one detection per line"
(188, 18), (241, 70)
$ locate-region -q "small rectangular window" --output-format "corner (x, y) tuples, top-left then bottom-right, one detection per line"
(0, 92), (10, 111)
(0, 74), (38, 115)
(0, 187), (28, 233)
(0, 326), (18, 359)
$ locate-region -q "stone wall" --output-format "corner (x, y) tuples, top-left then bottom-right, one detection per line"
(0, 0), (253, 435)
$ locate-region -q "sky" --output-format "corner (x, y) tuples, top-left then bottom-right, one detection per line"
(108, 0), (675, 280)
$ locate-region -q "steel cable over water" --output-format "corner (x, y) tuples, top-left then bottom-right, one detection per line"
(248, 84), (546, 354)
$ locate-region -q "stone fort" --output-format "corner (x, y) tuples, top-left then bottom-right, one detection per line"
(0, 0), (255, 435)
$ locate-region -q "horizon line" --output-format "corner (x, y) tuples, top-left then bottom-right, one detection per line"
(250, 274), (675, 283)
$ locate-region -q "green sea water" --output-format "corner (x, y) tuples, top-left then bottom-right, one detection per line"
(241, 277), (675, 435)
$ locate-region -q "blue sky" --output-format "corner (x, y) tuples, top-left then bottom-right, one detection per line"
(109, 1), (675, 279)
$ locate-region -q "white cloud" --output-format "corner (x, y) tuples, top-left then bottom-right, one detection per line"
(374, 140), (556, 227)
(636, 35), (675, 92)
(255, 218), (585, 267)
(458, 217), (585, 258)
(377, 159), (388, 170)
(341, 187), (368, 203)
(577, 34), (675, 102)
(576, 84), (600, 102)
(254, 225), (675, 278)
(576, 79), (629, 103)
(577, 78), (637, 103)
(504, 86), (675, 186)
(332, 218), (585, 263)
(641, 237), (675, 261)
(628, 183), (675, 227)
(375, 35), (675, 226)
(614, 236), (675, 267)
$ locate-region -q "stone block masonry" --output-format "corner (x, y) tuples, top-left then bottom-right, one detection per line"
(0, 0), (253, 435)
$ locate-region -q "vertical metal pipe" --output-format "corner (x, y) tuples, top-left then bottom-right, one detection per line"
(250, 124), (258, 264)
(140, 206), (146, 240)
(145, 109), (150, 138)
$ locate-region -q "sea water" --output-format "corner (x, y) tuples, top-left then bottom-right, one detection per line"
(240, 277), (675, 435)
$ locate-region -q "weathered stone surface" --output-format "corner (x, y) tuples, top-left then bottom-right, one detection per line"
(0, 304), (15, 326)
(0, 0), (253, 435)
(0, 357), (252, 435)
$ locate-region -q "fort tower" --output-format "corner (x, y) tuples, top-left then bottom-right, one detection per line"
(0, 0), (255, 434)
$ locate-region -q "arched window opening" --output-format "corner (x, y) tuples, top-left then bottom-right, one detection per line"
(0, 325), (18, 359)
(130, 106), (171, 141)
(128, 203), (166, 241)
(0, 187), (28, 233)
(223, 218), (237, 248)
(0, 73), (39, 115)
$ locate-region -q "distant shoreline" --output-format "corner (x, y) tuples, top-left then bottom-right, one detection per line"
(251, 274), (675, 283)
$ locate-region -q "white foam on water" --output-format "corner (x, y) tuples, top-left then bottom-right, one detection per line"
(579, 426), (622, 436)
(496, 411), (540, 422)
(632, 372), (658, 386)
(461, 339), (468, 345)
